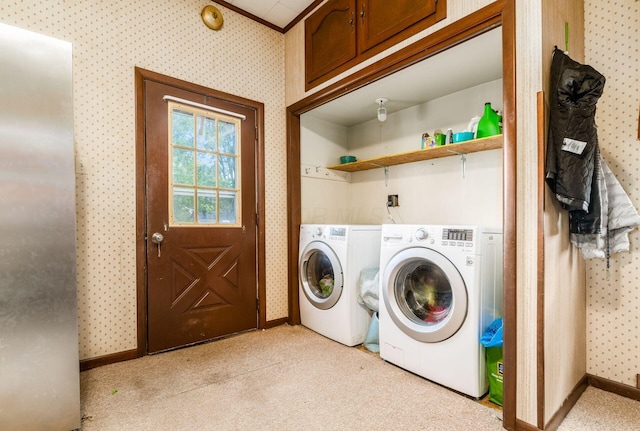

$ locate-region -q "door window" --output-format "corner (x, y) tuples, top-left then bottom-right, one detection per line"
(168, 101), (241, 226)
(395, 260), (452, 325)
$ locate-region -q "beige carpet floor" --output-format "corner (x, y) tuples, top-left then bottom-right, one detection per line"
(80, 324), (638, 431)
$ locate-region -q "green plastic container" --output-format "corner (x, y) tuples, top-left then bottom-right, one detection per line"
(486, 346), (504, 406)
(476, 102), (502, 138)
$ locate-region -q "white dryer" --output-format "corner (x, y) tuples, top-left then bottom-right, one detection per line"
(299, 224), (381, 346)
(378, 224), (503, 398)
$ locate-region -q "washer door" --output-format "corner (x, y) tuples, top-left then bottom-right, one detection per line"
(299, 241), (343, 310)
(382, 247), (467, 342)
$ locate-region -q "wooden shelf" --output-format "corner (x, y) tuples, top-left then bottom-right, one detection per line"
(327, 134), (503, 172)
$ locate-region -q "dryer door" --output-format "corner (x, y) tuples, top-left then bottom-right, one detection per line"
(299, 241), (343, 310)
(382, 247), (467, 342)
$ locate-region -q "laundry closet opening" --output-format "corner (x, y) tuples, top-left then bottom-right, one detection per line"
(286, 6), (516, 424)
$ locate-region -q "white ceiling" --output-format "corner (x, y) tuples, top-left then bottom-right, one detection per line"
(222, 0), (316, 29)
(304, 27), (503, 127)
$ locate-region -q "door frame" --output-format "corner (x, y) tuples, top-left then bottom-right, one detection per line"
(135, 67), (267, 356)
(286, 1), (516, 429)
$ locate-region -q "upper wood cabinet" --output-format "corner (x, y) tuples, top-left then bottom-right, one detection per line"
(305, 0), (446, 90)
(358, 0), (439, 53)
(305, 0), (357, 85)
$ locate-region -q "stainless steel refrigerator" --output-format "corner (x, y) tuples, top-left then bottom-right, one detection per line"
(0, 23), (80, 430)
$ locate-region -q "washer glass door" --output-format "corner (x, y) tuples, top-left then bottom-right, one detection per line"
(299, 241), (343, 310)
(383, 247), (467, 342)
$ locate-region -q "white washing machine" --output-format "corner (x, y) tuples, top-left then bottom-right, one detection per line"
(299, 224), (381, 346)
(378, 224), (503, 398)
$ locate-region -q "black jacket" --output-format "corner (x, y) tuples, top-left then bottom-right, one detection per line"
(545, 48), (606, 233)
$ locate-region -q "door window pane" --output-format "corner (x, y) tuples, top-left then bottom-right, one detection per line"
(168, 101), (241, 227)
(173, 148), (195, 185)
(196, 116), (216, 151)
(172, 110), (194, 147)
(197, 189), (217, 223)
(218, 155), (237, 189)
(219, 120), (237, 154)
(219, 191), (237, 224)
(197, 152), (216, 187)
(173, 187), (195, 223)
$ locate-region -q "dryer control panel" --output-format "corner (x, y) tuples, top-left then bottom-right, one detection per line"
(329, 227), (347, 239)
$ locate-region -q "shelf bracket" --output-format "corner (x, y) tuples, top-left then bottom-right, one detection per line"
(461, 154), (467, 178)
(446, 149), (467, 178)
(384, 166), (389, 186)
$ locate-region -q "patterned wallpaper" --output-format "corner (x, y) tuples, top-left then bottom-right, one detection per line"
(0, 1), (288, 359)
(584, 0), (640, 387)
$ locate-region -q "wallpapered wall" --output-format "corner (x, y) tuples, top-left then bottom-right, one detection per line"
(0, 1), (288, 359)
(585, 0), (640, 387)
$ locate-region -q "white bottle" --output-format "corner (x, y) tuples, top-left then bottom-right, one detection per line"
(467, 115), (481, 138)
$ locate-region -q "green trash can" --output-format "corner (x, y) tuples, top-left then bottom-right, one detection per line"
(481, 318), (503, 406)
(485, 346), (504, 406)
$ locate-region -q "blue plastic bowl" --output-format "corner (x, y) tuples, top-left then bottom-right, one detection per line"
(453, 131), (474, 143)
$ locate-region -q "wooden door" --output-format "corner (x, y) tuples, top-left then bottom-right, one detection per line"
(358, 0), (439, 54)
(305, 0), (357, 85)
(144, 79), (258, 353)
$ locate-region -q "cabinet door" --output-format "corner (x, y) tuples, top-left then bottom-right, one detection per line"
(305, 0), (356, 84)
(358, 0), (439, 54)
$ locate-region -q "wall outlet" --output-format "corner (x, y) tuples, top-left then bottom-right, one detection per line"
(387, 194), (399, 207)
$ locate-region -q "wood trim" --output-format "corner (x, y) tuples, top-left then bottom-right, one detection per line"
(536, 90), (546, 429)
(134, 67), (148, 359)
(284, 0), (325, 33)
(256, 97), (268, 330)
(587, 374), (640, 402)
(515, 419), (541, 431)
(287, 109), (302, 325)
(501, 1), (518, 429)
(211, 1), (283, 33)
(80, 349), (139, 372)
(210, 0), (324, 34)
(543, 376), (588, 431)
(134, 67), (267, 353)
(265, 318), (289, 329)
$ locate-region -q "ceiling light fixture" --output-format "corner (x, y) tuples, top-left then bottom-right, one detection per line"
(376, 98), (388, 122)
(201, 5), (224, 31)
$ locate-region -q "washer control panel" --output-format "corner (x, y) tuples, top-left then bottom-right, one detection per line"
(441, 228), (474, 248)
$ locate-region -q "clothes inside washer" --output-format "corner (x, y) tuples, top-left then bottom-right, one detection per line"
(400, 263), (452, 324)
(306, 251), (335, 298)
